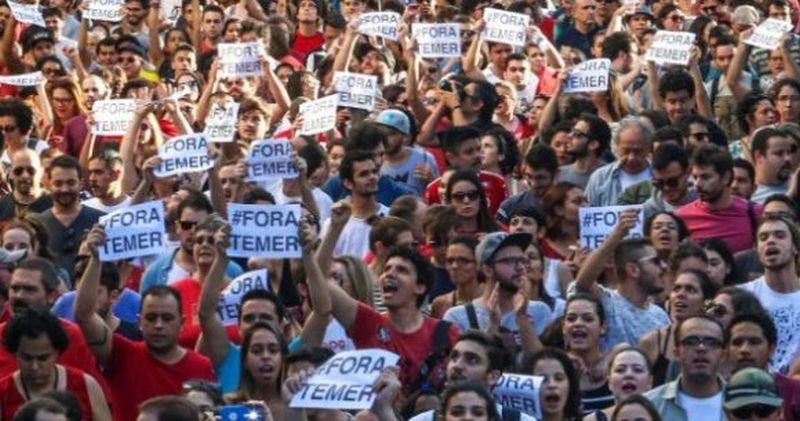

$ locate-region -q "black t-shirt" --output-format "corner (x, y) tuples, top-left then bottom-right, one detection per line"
(0, 192), (53, 222)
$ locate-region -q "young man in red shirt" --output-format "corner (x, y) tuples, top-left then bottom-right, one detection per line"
(75, 226), (215, 421)
(291, 0), (324, 63)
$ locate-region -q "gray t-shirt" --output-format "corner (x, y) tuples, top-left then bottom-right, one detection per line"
(595, 285), (670, 349)
(750, 182), (789, 205)
(381, 147), (439, 196)
(443, 299), (554, 338)
(556, 163), (600, 190)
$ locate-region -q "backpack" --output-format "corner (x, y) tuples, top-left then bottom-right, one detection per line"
(410, 320), (453, 393)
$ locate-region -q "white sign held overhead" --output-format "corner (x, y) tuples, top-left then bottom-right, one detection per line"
(482, 8), (530, 47)
(0, 71), (43, 86)
(333, 72), (378, 111)
(217, 269), (271, 326)
(227, 203), (302, 259)
(204, 102), (239, 143)
(290, 349), (400, 410)
(8, 1), (45, 27)
(579, 205), (644, 249)
(99, 201), (166, 261)
(159, 0), (181, 24)
(564, 58), (611, 93)
(744, 18), (793, 50)
(413, 23), (461, 58)
(492, 374), (544, 419)
(91, 100), (136, 136)
(246, 139), (299, 181)
(357, 12), (401, 40)
(218, 42), (264, 77)
(299, 94), (338, 136)
(154, 134), (213, 177)
(85, 0), (124, 21)
(646, 31), (695, 65)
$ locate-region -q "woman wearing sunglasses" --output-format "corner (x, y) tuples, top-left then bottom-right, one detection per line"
(444, 169), (500, 236)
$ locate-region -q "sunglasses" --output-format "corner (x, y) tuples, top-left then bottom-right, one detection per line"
(194, 235), (215, 246)
(679, 335), (723, 349)
(0, 125), (17, 133)
(178, 220), (198, 231)
(668, 15), (685, 22)
(12, 166), (35, 176)
(730, 404), (778, 419)
(652, 175), (682, 190)
(451, 190), (480, 203)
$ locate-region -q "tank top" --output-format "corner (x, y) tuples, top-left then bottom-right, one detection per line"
(0, 365), (93, 420)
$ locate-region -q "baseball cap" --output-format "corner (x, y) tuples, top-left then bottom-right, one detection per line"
(21, 26), (54, 52)
(476, 232), (532, 266)
(625, 6), (655, 22)
(117, 42), (146, 58)
(724, 368), (783, 410)
(732, 5), (761, 28)
(0, 248), (27, 265)
(375, 109), (410, 136)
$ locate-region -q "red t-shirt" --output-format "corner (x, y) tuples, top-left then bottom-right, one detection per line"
(347, 303), (459, 394)
(172, 278), (241, 349)
(105, 335), (215, 421)
(424, 171), (508, 214)
(674, 197), (762, 254)
(0, 366), (94, 421)
(291, 30), (324, 63)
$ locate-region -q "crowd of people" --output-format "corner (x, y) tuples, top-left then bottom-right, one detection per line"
(0, 0), (796, 419)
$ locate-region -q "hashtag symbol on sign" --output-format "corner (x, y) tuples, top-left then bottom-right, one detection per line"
(582, 212), (593, 229)
(231, 209), (244, 225)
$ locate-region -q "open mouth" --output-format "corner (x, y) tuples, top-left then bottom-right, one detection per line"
(620, 382), (638, 394)
(543, 393), (561, 405)
(672, 300), (688, 311)
(382, 279), (399, 294)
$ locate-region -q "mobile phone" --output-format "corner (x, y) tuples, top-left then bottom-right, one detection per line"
(219, 405), (265, 421)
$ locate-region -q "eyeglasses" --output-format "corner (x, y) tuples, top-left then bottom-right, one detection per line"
(493, 256), (530, 268)
(569, 128), (589, 140)
(679, 335), (723, 349)
(451, 190), (480, 203)
(178, 220), (198, 231)
(730, 404), (779, 419)
(668, 15), (685, 22)
(705, 302), (729, 319)
(652, 175), (682, 190)
(639, 254), (663, 266)
(12, 166), (35, 176)
(0, 125), (18, 133)
(445, 257), (475, 266)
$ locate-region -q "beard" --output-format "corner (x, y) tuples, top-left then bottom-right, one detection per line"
(498, 275), (521, 294)
(54, 192), (78, 208)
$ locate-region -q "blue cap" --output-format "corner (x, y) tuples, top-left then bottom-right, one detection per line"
(375, 109), (410, 136)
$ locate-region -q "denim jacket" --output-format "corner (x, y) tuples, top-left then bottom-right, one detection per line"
(140, 248), (244, 293)
(643, 375), (726, 421)
(585, 161), (652, 207)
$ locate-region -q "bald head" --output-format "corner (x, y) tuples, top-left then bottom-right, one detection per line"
(10, 148), (42, 196)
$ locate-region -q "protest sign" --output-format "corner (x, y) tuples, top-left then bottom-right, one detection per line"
(99, 201), (166, 261)
(290, 349), (400, 410)
(482, 8), (530, 47)
(357, 12), (401, 40)
(85, 0), (124, 21)
(91, 100), (136, 136)
(204, 102), (239, 143)
(744, 19), (793, 50)
(154, 134), (213, 177)
(299, 94), (337, 136)
(579, 205), (644, 249)
(333, 72), (378, 111)
(218, 42), (263, 77)
(492, 374), (543, 418)
(159, 0), (181, 24)
(564, 58), (610, 93)
(217, 269), (270, 326)
(0, 71), (43, 86)
(8, 1), (45, 27)
(413, 23), (461, 58)
(646, 31), (695, 65)
(227, 203), (302, 259)
(246, 139), (298, 181)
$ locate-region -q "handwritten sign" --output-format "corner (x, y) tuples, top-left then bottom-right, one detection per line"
(99, 201), (166, 261)
(217, 269), (270, 326)
(204, 102), (239, 143)
(745, 19), (793, 50)
(92, 100), (136, 136)
(333, 72), (377, 111)
(299, 94), (337, 136)
(85, 0), (124, 21)
(8, 1), (45, 27)
(492, 374), (543, 419)
(646, 31), (695, 65)
(357, 12), (401, 40)
(0, 71), (43, 86)
(227, 203), (302, 259)
(482, 8), (530, 47)
(218, 42), (263, 77)
(290, 349), (400, 410)
(579, 205), (644, 249)
(154, 134), (213, 177)
(564, 59), (610, 93)
(413, 23), (461, 58)
(246, 139), (298, 181)
(159, 0), (181, 24)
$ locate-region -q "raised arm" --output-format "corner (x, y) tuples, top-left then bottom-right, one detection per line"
(316, 201), (351, 275)
(77, 11), (92, 68)
(260, 58), (291, 126)
(462, 20), (486, 81)
(646, 60), (663, 110)
(84, 373), (113, 421)
(120, 105), (153, 193)
(190, 0), (202, 50)
(725, 29), (753, 104)
(196, 222), (233, 368)
(194, 59), (220, 129)
(148, 0), (165, 68)
(688, 46), (712, 119)
(538, 69), (566, 133)
(316, 202), (359, 328)
(574, 209), (638, 296)
(333, 19), (360, 72)
(130, 156), (161, 205)
(296, 216), (331, 349)
(73, 226), (114, 367)
(0, 16), (25, 73)
(781, 33), (800, 80)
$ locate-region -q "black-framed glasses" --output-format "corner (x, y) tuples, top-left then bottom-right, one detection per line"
(493, 256), (530, 268)
(679, 335), (723, 349)
(451, 191), (480, 203)
(652, 175), (682, 190)
(730, 404), (779, 419)
(178, 220), (198, 231)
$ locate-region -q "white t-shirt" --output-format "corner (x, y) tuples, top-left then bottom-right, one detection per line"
(739, 276), (800, 373)
(677, 390), (723, 421)
(320, 204), (390, 259)
(268, 184), (334, 222)
(321, 319), (355, 353)
(82, 196), (132, 214)
(410, 404), (536, 421)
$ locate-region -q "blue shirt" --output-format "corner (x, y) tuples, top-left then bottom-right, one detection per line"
(52, 288), (141, 325)
(322, 174), (414, 206)
(217, 343), (242, 393)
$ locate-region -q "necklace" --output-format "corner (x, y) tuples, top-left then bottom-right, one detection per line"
(21, 367), (59, 401)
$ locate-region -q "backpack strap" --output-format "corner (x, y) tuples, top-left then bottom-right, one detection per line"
(412, 320), (453, 392)
(465, 303), (480, 330)
(709, 74), (721, 107)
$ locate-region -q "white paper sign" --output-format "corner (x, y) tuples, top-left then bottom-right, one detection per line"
(246, 139), (298, 181)
(204, 102), (239, 143)
(227, 203), (302, 258)
(333, 72), (377, 111)
(0, 71), (43, 86)
(99, 201), (166, 261)
(646, 31), (695, 65)
(579, 205), (644, 249)
(218, 42), (263, 77)
(492, 374), (543, 419)
(217, 269), (270, 326)
(8, 1), (45, 27)
(482, 8), (530, 47)
(564, 58), (611, 93)
(413, 23), (461, 58)
(159, 0), (181, 24)
(85, 0), (124, 21)
(745, 18), (793, 50)
(154, 134), (213, 177)
(299, 94), (338, 136)
(357, 12), (401, 40)
(290, 349), (400, 410)
(91, 99), (136, 136)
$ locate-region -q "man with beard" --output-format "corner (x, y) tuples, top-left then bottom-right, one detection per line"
(641, 143), (698, 219)
(496, 144), (558, 225)
(575, 209), (670, 347)
(556, 113), (610, 189)
(82, 151), (131, 213)
(676, 144), (761, 254)
(409, 330), (536, 421)
(378, 109), (439, 196)
(644, 315), (725, 421)
(444, 232), (552, 350)
(199, 5), (224, 53)
(33, 155), (104, 274)
(121, 0), (149, 48)
(749, 127), (795, 204)
(75, 226), (214, 421)
(739, 215), (800, 373)
(0, 150), (52, 222)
